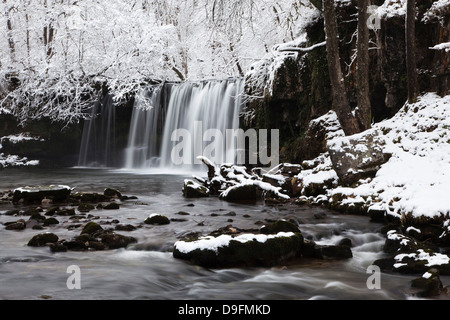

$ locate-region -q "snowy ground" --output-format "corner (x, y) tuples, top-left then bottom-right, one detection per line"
(0, 133), (40, 168)
(295, 93), (450, 221)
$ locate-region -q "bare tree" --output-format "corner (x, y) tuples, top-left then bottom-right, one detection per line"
(3, 0), (16, 63)
(322, 0), (360, 135)
(406, 0), (419, 103)
(355, 0), (371, 130)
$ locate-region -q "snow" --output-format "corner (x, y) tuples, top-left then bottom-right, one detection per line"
(174, 232), (295, 254)
(1, 133), (41, 144)
(376, 0), (406, 19)
(0, 154), (39, 168)
(14, 185), (71, 193)
(394, 249), (450, 267)
(298, 93), (450, 220)
(430, 42), (450, 53)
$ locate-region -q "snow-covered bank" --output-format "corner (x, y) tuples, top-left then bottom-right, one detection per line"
(0, 134), (40, 168)
(296, 93), (450, 221)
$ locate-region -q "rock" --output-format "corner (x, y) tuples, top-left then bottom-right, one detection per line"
(219, 184), (257, 202)
(144, 214), (170, 225)
(5, 220), (26, 230)
(338, 238), (352, 247)
(43, 217), (59, 226)
(99, 232), (137, 249)
(411, 269), (445, 298)
(28, 233), (59, 247)
(81, 222), (103, 235)
(327, 130), (392, 186)
(49, 242), (68, 253)
(312, 244), (353, 260)
(78, 203), (95, 212)
(104, 188), (122, 198)
(173, 231), (304, 268)
(115, 224), (137, 231)
(182, 180), (209, 198)
(13, 185), (71, 205)
(260, 220), (300, 235)
(103, 202), (120, 210)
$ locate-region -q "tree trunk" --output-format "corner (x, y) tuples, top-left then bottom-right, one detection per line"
(4, 0), (16, 62)
(355, 0), (372, 130)
(406, 0), (418, 104)
(323, 0), (360, 135)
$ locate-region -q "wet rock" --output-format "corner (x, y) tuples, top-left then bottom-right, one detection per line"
(115, 224), (137, 232)
(99, 232), (137, 249)
(78, 203), (95, 213)
(4, 209), (19, 216)
(13, 185), (71, 205)
(71, 192), (108, 203)
(411, 269), (445, 298)
(29, 212), (46, 221)
(182, 179), (209, 198)
(81, 222), (103, 235)
(338, 238), (352, 247)
(260, 220), (300, 235)
(173, 231), (304, 268)
(44, 207), (59, 216)
(144, 214), (170, 225)
(28, 233), (59, 247)
(104, 188), (122, 199)
(312, 244), (353, 260)
(5, 220), (26, 230)
(64, 240), (87, 251)
(49, 242), (68, 253)
(43, 217), (59, 226)
(219, 184), (257, 202)
(103, 202), (120, 210)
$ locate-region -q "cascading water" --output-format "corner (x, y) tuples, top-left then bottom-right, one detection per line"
(125, 79), (244, 171)
(78, 94), (117, 168)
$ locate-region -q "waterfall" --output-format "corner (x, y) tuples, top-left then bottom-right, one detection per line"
(78, 94), (117, 168)
(125, 79), (244, 171)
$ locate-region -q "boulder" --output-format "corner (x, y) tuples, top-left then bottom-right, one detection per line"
(219, 184), (257, 202)
(144, 214), (170, 225)
(327, 130), (391, 186)
(411, 269), (445, 298)
(28, 233), (59, 247)
(99, 232), (137, 249)
(182, 180), (209, 198)
(104, 188), (122, 198)
(13, 185), (71, 204)
(173, 231), (304, 268)
(81, 222), (103, 235)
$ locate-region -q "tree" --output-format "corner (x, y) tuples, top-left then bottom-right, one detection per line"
(322, 0), (361, 135)
(406, 0), (419, 103)
(355, 0), (371, 130)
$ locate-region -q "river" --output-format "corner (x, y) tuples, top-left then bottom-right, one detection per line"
(0, 167), (447, 300)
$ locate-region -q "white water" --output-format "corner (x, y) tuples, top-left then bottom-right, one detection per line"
(78, 94), (117, 168)
(125, 79), (244, 171)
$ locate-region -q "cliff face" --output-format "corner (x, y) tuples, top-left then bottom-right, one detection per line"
(244, 0), (450, 164)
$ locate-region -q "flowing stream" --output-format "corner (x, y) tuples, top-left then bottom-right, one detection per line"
(1, 168), (447, 300)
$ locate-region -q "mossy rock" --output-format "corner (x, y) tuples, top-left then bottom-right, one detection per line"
(103, 202), (120, 210)
(43, 217), (59, 226)
(81, 222), (103, 235)
(28, 233), (59, 247)
(104, 188), (122, 198)
(144, 214), (170, 225)
(78, 203), (95, 212)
